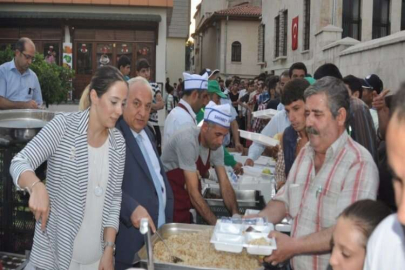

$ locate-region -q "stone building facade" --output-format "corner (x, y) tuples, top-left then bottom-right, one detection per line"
(193, 0), (262, 79)
(261, 0), (405, 91)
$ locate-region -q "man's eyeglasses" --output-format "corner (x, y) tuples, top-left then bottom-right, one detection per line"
(21, 52), (34, 61)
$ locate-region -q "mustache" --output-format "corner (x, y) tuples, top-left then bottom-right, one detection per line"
(306, 127), (319, 135)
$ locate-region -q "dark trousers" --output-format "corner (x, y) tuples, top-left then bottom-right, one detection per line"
(115, 260), (133, 270)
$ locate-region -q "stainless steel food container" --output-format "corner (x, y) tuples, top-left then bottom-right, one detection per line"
(0, 110), (56, 145)
(138, 223), (218, 270)
(203, 188), (261, 208)
(137, 223), (265, 270)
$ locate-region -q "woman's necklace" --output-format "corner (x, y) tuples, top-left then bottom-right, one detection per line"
(92, 142), (107, 197)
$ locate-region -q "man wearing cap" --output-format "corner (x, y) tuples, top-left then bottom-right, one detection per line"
(196, 80), (243, 174)
(136, 59), (164, 153)
(361, 74), (383, 132)
(163, 72), (209, 145)
(161, 101), (239, 225)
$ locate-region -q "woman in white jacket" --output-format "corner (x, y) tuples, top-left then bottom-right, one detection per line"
(10, 65), (128, 270)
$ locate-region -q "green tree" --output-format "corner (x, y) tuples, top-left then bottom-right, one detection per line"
(0, 45), (75, 107)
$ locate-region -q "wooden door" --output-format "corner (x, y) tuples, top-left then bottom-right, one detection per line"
(73, 42), (94, 100)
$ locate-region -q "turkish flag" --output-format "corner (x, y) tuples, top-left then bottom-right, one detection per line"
(292, 16), (299, 51)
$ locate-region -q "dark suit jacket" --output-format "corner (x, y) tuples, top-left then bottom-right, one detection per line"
(115, 117), (174, 265)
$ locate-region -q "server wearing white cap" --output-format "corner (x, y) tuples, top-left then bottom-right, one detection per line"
(161, 101), (239, 225)
(163, 72), (210, 145)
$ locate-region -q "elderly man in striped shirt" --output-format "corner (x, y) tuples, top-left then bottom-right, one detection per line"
(257, 76), (379, 270)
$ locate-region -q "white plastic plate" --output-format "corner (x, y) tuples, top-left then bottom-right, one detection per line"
(239, 130), (279, 147)
(252, 109), (278, 119)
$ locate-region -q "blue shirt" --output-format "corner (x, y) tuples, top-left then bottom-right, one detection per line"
(258, 92), (270, 105)
(0, 59), (43, 105)
(277, 102), (285, 111)
(247, 109), (291, 160)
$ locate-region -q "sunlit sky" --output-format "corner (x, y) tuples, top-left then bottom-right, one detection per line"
(189, 0), (201, 41)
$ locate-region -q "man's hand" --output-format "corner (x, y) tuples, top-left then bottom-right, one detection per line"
(98, 247), (114, 270)
(233, 162), (243, 175)
(372, 89), (390, 111)
(130, 205), (156, 233)
(29, 182), (50, 231)
(264, 231), (297, 265)
(24, 100), (38, 109)
(235, 142), (244, 153)
(244, 158), (254, 167)
(263, 145), (279, 159)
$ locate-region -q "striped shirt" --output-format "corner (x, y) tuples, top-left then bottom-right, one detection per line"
(273, 131), (378, 270)
(10, 109), (126, 270)
(149, 82), (161, 124)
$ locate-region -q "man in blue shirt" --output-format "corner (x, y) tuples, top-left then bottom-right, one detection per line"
(0, 37), (43, 109)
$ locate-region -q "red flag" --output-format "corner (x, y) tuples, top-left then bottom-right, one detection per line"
(292, 16), (299, 51)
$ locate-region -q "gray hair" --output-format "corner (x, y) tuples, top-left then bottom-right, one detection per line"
(127, 76), (153, 97)
(304, 76), (350, 125)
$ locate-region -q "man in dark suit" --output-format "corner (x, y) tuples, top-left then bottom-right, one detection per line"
(115, 76), (174, 270)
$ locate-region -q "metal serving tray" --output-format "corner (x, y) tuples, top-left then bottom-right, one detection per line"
(138, 223), (220, 270)
(138, 223), (265, 270)
(203, 188), (261, 207)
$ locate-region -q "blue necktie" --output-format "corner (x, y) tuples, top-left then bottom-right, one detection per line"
(136, 135), (166, 228)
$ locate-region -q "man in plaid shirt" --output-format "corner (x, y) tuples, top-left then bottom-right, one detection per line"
(257, 77), (379, 270)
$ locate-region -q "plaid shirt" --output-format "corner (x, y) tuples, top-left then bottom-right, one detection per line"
(274, 131), (378, 270)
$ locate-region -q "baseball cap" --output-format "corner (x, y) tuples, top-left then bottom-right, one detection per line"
(362, 74), (383, 94)
(208, 80), (227, 98)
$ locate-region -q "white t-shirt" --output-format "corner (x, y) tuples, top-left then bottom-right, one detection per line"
(370, 108), (379, 132)
(161, 126), (224, 172)
(363, 214), (405, 270)
(163, 99), (196, 146)
(71, 138), (109, 266)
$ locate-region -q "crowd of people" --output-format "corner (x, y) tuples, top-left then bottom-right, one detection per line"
(2, 37), (405, 270)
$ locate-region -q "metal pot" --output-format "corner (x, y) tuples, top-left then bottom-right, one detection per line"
(0, 110), (56, 146)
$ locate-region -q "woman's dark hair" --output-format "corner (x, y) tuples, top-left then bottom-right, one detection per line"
(281, 78), (310, 106)
(266, 75), (280, 91)
(88, 65), (126, 103)
(340, 199), (392, 247)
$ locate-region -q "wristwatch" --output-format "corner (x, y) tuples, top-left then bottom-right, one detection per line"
(104, 241), (116, 254)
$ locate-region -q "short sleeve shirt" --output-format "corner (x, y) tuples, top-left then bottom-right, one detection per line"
(149, 82), (161, 124)
(161, 126), (224, 172)
(273, 132), (379, 270)
(0, 59), (43, 105)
